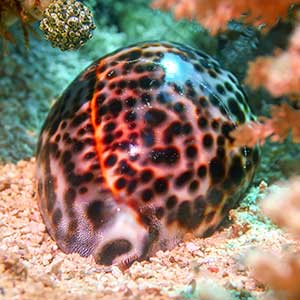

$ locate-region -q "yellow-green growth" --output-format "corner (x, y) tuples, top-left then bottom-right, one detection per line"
(40, 0), (96, 51)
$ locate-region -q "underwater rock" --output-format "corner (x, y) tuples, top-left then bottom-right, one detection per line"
(36, 41), (259, 268)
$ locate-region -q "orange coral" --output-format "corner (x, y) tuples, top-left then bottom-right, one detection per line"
(231, 103), (300, 147)
(246, 25), (300, 97)
(247, 177), (300, 300)
(247, 251), (300, 300)
(152, 0), (299, 34)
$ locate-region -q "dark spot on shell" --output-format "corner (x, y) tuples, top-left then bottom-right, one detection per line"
(141, 128), (155, 147)
(97, 239), (132, 266)
(144, 108), (167, 127)
(103, 134), (114, 145)
(217, 135), (225, 146)
(202, 225), (215, 237)
(104, 154), (117, 167)
(175, 170), (193, 187)
(199, 96), (208, 108)
(108, 99), (123, 117)
(140, 169), (153, 183)
(139, 76), (160, 89)
(157, 91), (172, 104)
(182, 123), (192, 135)
(149, 147), (180, 165)
(205, 211), (215, 223)
(45, 175), (56, 212)
(225, 81), (233, 92)
(64, 187), (76, 208)
(185, 145), (198, 159)
(203, 134), (214, 149)
(70, 113), (89, 128)
(115, 177), (127, 190)
(229, 155), (245, 184)
(106, 69), (118, 79)
(153, 177), (168, 194)
(84, 152), (96, 160)
(124, 110), (137, 123)
(221, 123), (235, 141)
(96, 93), (106, 106)
(173, 102), (185, 114)
(119, 160), (136, 176)
(79, 186), (88, 194)
(190, 196), (206, 228)
(207, 188), (223, 206)
(197, 165), (207, 178)
(164, 121), (181, 144)
(155, 207), (165, 219)
(127, 179), (138, 194)
(189, 180), (199, 193)
(209, 157), (225, 183)
(253, 147), (260, 165)
(62, 150), (72, 165)
(228, 98), (246, 123)
(73, 140), (85, 153)
(141, 188), (154, 202)
(52, 208), (62, 226)
(177, 201), (191, 228)
(141, 93), (152, 105)
(216, 84), (225, 95)
(103, 122), (116, 132)
(125, 97), (136, 108)
(86, 200), (106, 229)
(198, 117), (208, 129)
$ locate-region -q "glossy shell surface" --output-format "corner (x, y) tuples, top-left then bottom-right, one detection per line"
(36, 41), (259, 268)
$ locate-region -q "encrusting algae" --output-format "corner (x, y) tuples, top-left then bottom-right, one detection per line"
(40, 0), (95, 50)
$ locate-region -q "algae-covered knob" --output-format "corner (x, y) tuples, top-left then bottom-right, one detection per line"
(40, 0), (96, 51)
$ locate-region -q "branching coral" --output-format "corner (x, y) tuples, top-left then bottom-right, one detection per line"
(152, 0), (300, 151)
(261, 177), (300, 235)
(152, 0), (299, 34)
(231, 103), (300, 147)
(231, 25), (300, 148)
(247, 178), (300, 300)
(247, 251), (300, 300)
(246, 25), (300, 97)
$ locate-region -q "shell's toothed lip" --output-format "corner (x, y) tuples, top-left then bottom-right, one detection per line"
(36, 41), (259, 267)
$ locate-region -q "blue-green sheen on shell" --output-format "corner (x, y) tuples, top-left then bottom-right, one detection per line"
(36, 41), (259, 268)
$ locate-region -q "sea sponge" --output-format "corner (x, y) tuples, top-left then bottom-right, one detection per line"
(40, 0), (96, 51)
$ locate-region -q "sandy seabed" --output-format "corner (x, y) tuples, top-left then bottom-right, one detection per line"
(0, 159), (299, 300)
